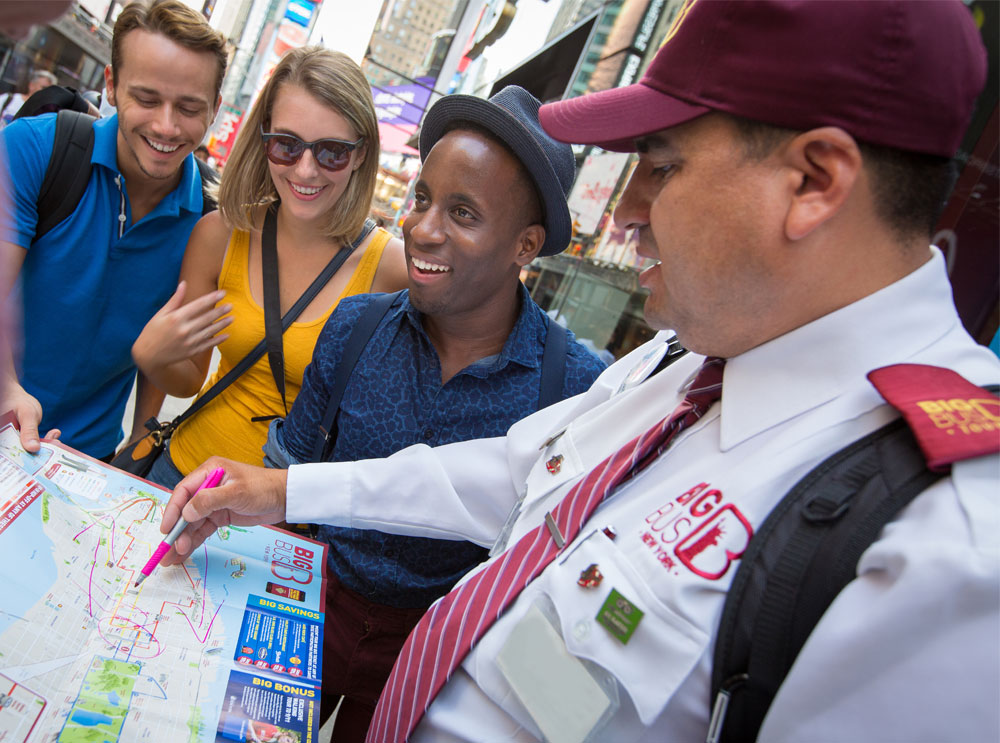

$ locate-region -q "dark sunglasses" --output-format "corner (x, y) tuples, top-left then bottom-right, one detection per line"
(260, 127), (363, 172)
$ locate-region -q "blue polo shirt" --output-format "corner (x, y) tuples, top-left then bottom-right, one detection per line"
(268, 285), (607, 608)
(1, 113), (204, 456)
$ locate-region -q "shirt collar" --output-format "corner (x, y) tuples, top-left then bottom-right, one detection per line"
(91, 114), (204, 214)
(399, 282), (547, 376)
(718, 247), (961, 450)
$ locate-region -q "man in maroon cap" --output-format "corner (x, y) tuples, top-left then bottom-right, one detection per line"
(161, 2), (999, 741)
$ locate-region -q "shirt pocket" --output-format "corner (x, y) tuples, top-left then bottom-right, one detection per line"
(542, 533), (709, 725)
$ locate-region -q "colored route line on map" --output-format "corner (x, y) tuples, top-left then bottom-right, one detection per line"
(67, 494), (225, 660)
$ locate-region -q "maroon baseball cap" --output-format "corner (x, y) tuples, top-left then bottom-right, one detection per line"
(539, 0), (987, 157)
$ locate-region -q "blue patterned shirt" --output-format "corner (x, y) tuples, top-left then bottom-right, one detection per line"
(267, 284), (606, 607)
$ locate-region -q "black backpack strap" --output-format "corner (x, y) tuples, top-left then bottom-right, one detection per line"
(538, 318), (567, 410)
(13, 86), (91, 121)
(195, 156), (218, 214)
(34, 110), (95, 242)
(708, 386), (999, 743)
(311, 290), (404, 462)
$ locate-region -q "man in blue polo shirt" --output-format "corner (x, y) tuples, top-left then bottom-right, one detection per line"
(0, 0), (226, 459)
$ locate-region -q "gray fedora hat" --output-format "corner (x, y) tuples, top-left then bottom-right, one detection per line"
(419, 86), (576, 257)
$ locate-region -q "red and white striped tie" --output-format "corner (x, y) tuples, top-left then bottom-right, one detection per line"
(367, 357), (726, 742)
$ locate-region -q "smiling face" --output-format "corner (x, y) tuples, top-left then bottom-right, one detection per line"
(402, 129), (544, 320)
(264, 83), (365, 227)
(613, 114), (790, 357)
(105, 29), (219, 186)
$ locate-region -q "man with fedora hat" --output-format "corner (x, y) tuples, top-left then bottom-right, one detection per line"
(162, 1), (997, 740)
(258, 84), (605, 740)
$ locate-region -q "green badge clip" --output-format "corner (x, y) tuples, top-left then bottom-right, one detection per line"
(596, 587), (644, 645)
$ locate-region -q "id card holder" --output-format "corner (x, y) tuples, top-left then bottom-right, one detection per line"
(496, 597), (619, 743)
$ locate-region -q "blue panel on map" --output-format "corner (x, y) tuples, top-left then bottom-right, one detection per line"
(216, 669), (319, 742)
(235, 595), (322, 685)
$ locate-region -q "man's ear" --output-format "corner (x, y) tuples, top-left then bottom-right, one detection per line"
(103, 64), (116, 107)
(782, 127), (862, 241)
(514, 224), (545, 267)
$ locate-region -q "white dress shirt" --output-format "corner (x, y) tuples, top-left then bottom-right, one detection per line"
(288, 248), (1000, 742)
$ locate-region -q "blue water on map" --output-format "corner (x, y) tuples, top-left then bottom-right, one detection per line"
(0, 497), (56, 637)
(106, 690), (120, 705)
(71, 708), (113, 726)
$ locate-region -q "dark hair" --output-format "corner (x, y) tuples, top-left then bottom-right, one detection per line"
(112, 0), (227, 100)
(729, 115), (956, 239)
(440, 119), (544, 227)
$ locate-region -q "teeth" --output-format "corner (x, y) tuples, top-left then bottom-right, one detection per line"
(290, 183), (323, 195)
(144, 137), (180, 153)
(412, 256), (450, 273)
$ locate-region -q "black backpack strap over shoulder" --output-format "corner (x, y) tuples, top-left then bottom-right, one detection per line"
(35, 110), (95, 242)
(195, 156), (218, 214)
(312, 290), (405, 462)
(708, 381), (1000, 743)
(538, 319), (568, 410)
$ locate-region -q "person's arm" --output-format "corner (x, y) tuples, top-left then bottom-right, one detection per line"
(1, 120), (58, 451)
(160, 432), (516, 564)
(124, 369), (166, 446)
(131, 211), (232, 397)
(369, 234), (408, 292)
(160, 367), (608, 563)
(0, 239), (41, 450)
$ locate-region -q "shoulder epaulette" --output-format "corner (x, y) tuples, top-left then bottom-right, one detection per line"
(867, 363), (1000, 472)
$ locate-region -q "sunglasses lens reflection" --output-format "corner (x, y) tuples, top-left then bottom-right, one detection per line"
(315, 142), (352, 170)
(264, 135), (302, 165)
(264, 134), (354, 172)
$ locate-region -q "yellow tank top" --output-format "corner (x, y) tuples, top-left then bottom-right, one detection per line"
(169, 226), (391, 474)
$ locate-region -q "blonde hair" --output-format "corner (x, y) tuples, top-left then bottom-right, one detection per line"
(218, 47), (380, 243)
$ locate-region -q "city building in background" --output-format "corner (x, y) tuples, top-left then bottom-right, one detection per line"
(0, 3), (110, 100)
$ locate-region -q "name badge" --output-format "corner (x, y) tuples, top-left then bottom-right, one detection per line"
(497, 602), (619, 743)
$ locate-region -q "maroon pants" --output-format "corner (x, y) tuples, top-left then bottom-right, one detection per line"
(320, 573), (426, 742)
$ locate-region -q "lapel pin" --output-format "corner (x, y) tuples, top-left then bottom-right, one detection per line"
(578, 563), (604, 588)
(545, 454), (563, 474)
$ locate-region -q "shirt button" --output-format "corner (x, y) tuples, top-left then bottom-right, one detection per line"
(118, 214), (126, 222)
(422, 428), (434, 440)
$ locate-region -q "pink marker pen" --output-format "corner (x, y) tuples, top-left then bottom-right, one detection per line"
(134, 467), (225, 587)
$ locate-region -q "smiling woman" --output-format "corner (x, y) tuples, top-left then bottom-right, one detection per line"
(130, 46), (408, 489)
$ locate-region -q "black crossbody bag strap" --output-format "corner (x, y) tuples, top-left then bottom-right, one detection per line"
(166, 210), (376, 431)
(311, 290), (404, 462)
(258, 208), (377, 420)
(261, 205), (288, 415)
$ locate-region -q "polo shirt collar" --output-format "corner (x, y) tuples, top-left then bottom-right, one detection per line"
(718, 247), (959, 450)
(91, 114), (204, 214)
(400, 282), (546, 376)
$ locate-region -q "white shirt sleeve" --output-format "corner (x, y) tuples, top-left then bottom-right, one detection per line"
(285, 436), (517, 547)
